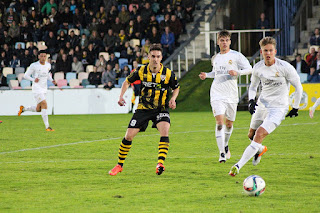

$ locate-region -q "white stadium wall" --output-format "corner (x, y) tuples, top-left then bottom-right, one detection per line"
(0, 88), (133, 116)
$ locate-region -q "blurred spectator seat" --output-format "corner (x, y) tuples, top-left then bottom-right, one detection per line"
(130, 39), (140, 48)
(114, 52), (121, 58)
(118, 4), (127, 11)
(80, 29), (90, 37)
(54, 72), (64, 81)
(86, 65), (94, 73)
(115, 77), (126, 88)
(15, 42), (26, 49)
(9, 80), (21, 89)
(141, 38), (146, 46)
(299, 73), (308, 83)
(26, 42), (36, 49)
(119, 58), (129, 69)
(6, 74), (17, 85)
(66, 72), (77, 83)
(127, 64), (132, 71)
(156, 15), (164, 23)
(86, 85), (96, 88)
(99, 52), (110, 61)
(3, 67), (13, 77)
(78, 72), (88, 83)
(15, 67), (25, 75)
(81, 79), (90, 87)
(20, 79), (31, 89)
(47, 80), (55, 88)
(68, 28), (80, 36)
(129, 4), (139, 12)
(37, 41), (47, 51)
(69, 79), (82, 88)
(17, 73), (25, 82)
(57, 79), (68, 88)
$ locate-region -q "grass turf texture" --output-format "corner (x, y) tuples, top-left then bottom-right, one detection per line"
(1, 111), (319, 212)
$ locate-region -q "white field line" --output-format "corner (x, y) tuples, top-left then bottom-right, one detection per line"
(0, 122), (318, 156)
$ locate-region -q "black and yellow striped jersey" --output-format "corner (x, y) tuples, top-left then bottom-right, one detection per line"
(126, 63), (180, 110)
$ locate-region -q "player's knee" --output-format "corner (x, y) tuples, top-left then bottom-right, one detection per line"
(248, 129), (255, 140)
(217, 124), (223, 131)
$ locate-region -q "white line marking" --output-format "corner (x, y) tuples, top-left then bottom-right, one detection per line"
(1, 122), (318, 155)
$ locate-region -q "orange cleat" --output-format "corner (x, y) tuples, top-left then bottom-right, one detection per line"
(18, 105), (24, 116)
(156, 163), (165, 175)
(109, 164), (123, 176)
(46, 127), (55, 131)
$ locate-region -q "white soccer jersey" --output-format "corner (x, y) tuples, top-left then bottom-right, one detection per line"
(249, 58), (303, 108)
(206, 50), (252, 103)
(24, 61), (52, 93)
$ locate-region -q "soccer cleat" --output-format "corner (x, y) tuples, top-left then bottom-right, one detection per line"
(18, 105), (24, 116)
(46, 127), (55, 131)
(109, 164), (123, 176)
(225, 146), (231, 160)
(219, 152), (226, 163)
(309, 107), (315, 118)
(252, 145), (268, 166)
(156, 163), (165, 175)
(229, 164), (239, 176)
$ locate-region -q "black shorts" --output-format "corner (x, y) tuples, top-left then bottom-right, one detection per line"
(128, 109), (170, 132)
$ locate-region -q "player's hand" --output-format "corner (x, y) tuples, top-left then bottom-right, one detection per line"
(34, 78), (39, 83)
(248, 99), (258, 115)
(286, 108), (298, 118)
(52, 80), (56, 85)
(169, 99), (176, 109)
(228, 70), (238, 76)
(199, 72), (206, 80)
(118, 97), (126, 106)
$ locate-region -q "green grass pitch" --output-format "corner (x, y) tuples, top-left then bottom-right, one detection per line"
(1, 111), (319, 212)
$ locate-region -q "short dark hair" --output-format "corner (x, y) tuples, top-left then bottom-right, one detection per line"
(149, 43), (163, 53)
(218, 30), (231, 39)
(38, 50), (47, 55)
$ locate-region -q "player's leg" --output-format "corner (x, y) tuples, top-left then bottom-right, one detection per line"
(224, 119), (233, 159)
(38, 98), (53, 131)
(18, 101), (38, 116)
(215, 114), (226, 162)
(156, 121), (170, 175)
(309, 97), (320, 118)
(109, 128), (140, 176)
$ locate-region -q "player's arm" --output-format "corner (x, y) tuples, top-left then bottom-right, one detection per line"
(118, 69), (140, 106)
(248, 71), (260, 114)
(229, 54), (253, 76)
(200, 55), (216, 79)
(286, 65), (303, 117)
(169, 72), (180, 109)
(24, 65), (36, 82)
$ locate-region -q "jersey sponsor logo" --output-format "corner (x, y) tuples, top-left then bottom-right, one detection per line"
(263, 79), (283, 87)
(156, 113), (170, 120)
(161, 75), (166, 81)
(142, 81), (158, 88)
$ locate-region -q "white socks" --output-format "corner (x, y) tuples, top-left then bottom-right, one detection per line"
(41, 109), (49, 129)
(236, 141), (262, 169)
(24, 106), (37, 112)
(215, 124), (225, 154)
(225, 125), (233, 148)
(312, 97), (320, 110)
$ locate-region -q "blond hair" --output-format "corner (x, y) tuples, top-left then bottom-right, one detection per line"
(259, 37), (276, 48)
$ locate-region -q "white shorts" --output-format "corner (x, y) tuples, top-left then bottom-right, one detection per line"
(210, 101), (237, 121)
(34, 93), (46, 104)
(250, 104), (288, 133)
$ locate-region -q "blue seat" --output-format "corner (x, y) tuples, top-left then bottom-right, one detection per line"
(115, 77), (126, 88)
(82, 79), (90, 87)
(298, 73), (308, 83)
(15, 67), (25, 74)
(15, 42), (25, 49)
(6, 74), (16, 84)
(86, 85), (96, 88)
(156, 15), (164, 23)
(20, 79), (31, 89)
(127, 65), (132, 71)
(114, 52), (121, 58)
(47, 80), (55, 88)
(66, 72), (77, 83)
(118, 58), (129, 69)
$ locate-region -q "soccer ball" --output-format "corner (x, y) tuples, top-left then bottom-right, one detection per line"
(243, 175), (266, 196)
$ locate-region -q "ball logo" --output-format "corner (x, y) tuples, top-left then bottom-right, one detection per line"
(289, 91), (308, 109)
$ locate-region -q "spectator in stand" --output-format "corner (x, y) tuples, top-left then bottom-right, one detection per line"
(159, 13), (171, 33)
(32, 21), (43, 42)
(4, 8), (19, 27)
(140, 2), (153, 25)
(89, 30), (103, 52)
(27, 41), (38, 54)
(74, 45), (82, 59)
(102, 64), (116, 89)
(69, 30), (79, 49)
(86, 43), (98, 65)
(311, 52), (320, 71)
(0, 70), (8, 87)
(105, 0), (118, 14)
(73, 8), (85, 30)
(58, 0), (70, 14)
(57, 29), (68, 49)
(95, 54), (107, 72)
(48, 7), (59, 25)
(56, 53), (71, 74)
(175, 5), (186, 33)
(184, 0), (196, 22)
(41, 0), (57, 16)
(305, 47), (317, 67)
(2, 30), (13, 47)
(141, 38), (151, 56)
(47, 57), (57, 74)
(169, 14), (183, 46)
(133, 15), (145, 40)
(130, 5), (139, 21)
(45, 31), (58, 55)
(307, 65), (320, 83)
(42, 17), (57, 40)
(134, 49), (143, 64)
(103, 28), (117, 53)
(69, 0), (77, 14)
(118, 5), (130, 25)
(0, 51), (10, 69)
(88, 17), (99, 33)
(163, 4), (173, 16)
(71, 56), (84, 73)
(97, 18), (109, 39)
(27, 9), (40, 26)
(111, 17), (123, 35)
(290, 53), (309, 74)
(80, 33), (89, 49)
(146, 14), (159, 33)
(107, 53), (119, 68)
(148, 26), (161, 44)
(88, 66), (102, 87)
(120, 64), (130, 77)
(114, 63), (122, 84)
(9, 53), (20, 68)
(20, 20), (33, 43)
(96, 6), (107, 21)
(310, 28), (320, 46)
(8, 20), (20, 44)
(58, 6), (73, 29)
(161, 26), (175, 59)
(126, 19), (135, 40)
(117, 29), (128, 48)
(80, 50), (89, 69)
(107, 5), (119, 22)
(152, 0), (160, 15)
(31, 48), (39, 62)
(14, 43), (24, 59)
(257, 12), (270, 28)
(20, 49), (33, 68)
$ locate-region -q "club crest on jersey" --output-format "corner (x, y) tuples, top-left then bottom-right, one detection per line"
(161, 75), (166, 81)
(275, 72), (280, 77)
(228, 60), (232, 65)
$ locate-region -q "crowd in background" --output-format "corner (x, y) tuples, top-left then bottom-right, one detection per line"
(0, 0), (196, 88)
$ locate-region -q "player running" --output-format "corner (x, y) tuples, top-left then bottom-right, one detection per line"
(199, 30), (252, 163)
(18, 50), (55, 131)
(309, 97), (320, 118)
(229, 37), (303, 176)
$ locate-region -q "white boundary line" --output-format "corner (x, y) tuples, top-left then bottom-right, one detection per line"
(0, 122), (318, 155)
